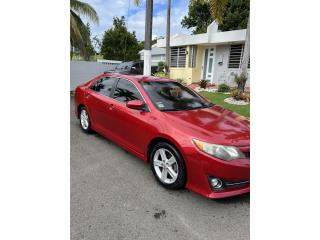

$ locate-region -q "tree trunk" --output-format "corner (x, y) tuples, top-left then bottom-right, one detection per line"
(165, 0), (171, 73)
(143, 0), (153, 76)
(236, 17), (250, 99)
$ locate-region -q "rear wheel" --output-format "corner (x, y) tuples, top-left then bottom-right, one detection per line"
(79, 107), (92, 133)
(150, 142), (186, 190)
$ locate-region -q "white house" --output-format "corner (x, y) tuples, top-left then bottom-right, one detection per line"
(155, 22), (250, 86)
(139, 45), (166, 66)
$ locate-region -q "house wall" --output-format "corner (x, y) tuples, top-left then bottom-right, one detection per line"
(169, 46), (205, 85)
(169, 46), (193, 83)
(170, 67), (193, 83)
(168, 44), (250, 87)
(191, 45), (205, 82)
(213, 45), (250, 87)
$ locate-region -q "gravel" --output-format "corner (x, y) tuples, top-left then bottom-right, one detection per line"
(224, 97), (249, 105)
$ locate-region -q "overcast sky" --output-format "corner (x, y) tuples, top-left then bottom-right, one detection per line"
(82, 0), (193, 41)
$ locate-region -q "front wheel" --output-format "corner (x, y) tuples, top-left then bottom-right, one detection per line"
(150, 142), (186, 190)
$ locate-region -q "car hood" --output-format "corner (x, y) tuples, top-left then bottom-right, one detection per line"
(162, 105), (250, 146)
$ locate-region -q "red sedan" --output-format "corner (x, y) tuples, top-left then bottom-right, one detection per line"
(74, 73), (250, 199)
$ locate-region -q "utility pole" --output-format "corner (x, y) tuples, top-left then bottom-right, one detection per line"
(143, 0), (153, 76)
(165, 0), (171, 73)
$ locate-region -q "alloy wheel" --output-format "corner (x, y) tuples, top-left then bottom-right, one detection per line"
(153, 148), (179, 184)
(80, 109), (89, 130)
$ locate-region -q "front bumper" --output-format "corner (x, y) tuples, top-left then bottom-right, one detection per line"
(184, 148), (250, 199)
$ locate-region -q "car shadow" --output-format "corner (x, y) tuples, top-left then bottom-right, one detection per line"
(213, 192), (250, 204)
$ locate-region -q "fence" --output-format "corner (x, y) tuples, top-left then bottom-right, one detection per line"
(70, 60), (120, 91)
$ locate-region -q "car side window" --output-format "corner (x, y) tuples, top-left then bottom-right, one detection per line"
(131, 63), (141, 73)
(91, 77), (116, 97)
(112, 79), (143, 103)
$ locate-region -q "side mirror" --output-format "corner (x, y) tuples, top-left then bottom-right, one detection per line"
(126, 100), (145, 110)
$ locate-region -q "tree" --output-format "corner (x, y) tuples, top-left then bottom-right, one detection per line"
(182, 0), (249, 33)
(218, 0), (249, 31)
(181, 0), (213, 34)
(100, 17), (140, 61)
(81, 23), (95, 60)
(165, 0), (171, 72)
(70, 0), (99, 59)
(138, 37), (162, 50)
(92, 35), (102, 54)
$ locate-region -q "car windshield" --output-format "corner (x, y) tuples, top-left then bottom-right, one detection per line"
(140, 81), (213, 111)
(115, 62), (133, 71)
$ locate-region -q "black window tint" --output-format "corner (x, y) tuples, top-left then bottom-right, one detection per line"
(92, 77), (116, 97)
(140, 81), (212, 111)
(132, 63), (140, 69)
(113, 79), (143, 103)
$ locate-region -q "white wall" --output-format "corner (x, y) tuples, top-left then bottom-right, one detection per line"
(213, 45), (250, 87)
(140, 53), (166, 66)
(70, 61), (118, 91)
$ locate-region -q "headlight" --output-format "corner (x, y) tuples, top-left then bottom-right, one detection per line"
(192, 139), (245, 161)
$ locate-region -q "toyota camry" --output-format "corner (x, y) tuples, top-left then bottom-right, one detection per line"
(74, 73), (250, 199)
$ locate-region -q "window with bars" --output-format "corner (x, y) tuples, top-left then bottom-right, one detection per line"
(228, 44), (250, 69)
(188, 46), (197, 68)
(170, 47), (187, 68)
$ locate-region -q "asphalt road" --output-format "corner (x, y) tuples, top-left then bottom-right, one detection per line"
(71, 97), (250, 240)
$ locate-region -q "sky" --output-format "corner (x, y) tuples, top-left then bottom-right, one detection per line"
(82, 0), (193, 42)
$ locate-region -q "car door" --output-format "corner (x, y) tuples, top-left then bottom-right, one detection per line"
(84, 76), (117, 132)
(108, 78), (152, 154)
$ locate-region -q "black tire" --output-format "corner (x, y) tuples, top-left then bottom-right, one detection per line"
(79, 106), (92, 133)
(150, 142), (187, 190)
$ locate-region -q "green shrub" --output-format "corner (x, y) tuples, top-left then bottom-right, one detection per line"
(218, 83), (231, 92)
(157, 61), (165, 72)
(234, 72), (247, 86)
(230, 88), (238, 97)
(200, 79), (207, 89)
(231, 88), (250, 102)
(154, 72), (169, 78)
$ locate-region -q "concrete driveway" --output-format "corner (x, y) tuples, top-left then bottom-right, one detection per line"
(71, 97), (250, 240)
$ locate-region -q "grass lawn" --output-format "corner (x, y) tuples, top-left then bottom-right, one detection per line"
(199, 91), (250, 118)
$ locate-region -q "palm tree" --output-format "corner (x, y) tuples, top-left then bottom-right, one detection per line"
(195, 0), (250, 98)
(165, 0), (171, 73)
(70, 0), (99, 59)
(133, 0), (153, 76)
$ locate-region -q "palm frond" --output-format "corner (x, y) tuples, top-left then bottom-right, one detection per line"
(133, 0), (141, 6)
(209, 0), (228, 24)
(70, 10), (85, 51)
(70, 0), (99, 25)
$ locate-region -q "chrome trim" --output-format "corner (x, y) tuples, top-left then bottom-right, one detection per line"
(225, 180), (249, 187)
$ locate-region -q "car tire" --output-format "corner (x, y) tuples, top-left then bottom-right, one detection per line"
(150, 142), (186, 190)
(79, 106), (92, 133)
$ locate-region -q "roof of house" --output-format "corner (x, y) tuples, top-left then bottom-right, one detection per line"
(139, 46), (166, 55)
(155, 22), (247, 48)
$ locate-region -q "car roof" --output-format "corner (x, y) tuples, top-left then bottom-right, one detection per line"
(105, 73), (175, 83)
